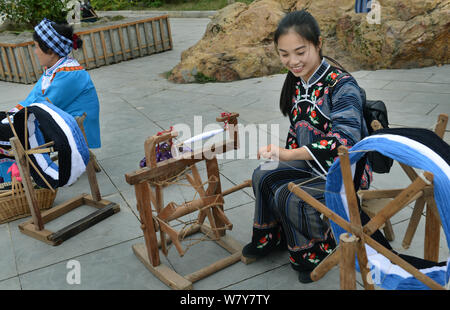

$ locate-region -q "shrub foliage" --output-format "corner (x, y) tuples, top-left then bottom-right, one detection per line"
(0, 0), (72, 27)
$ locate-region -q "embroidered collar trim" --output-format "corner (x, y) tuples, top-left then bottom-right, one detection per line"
(300, 58), (330, 87)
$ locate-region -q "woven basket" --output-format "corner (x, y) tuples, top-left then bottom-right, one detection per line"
(0, 181), (57, 224)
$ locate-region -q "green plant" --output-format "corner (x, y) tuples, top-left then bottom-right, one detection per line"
(0, 0), (73, 28)
(194, 72), (216, 83)
(146, 0), (163, 8)
(90, 0), (132, 10)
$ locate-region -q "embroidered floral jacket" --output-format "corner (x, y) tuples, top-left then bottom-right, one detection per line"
(285, 59), (371, 188)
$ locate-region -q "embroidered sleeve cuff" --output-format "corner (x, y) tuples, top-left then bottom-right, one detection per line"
(303, 137), (342, 173)
(285, 130), (298, 149)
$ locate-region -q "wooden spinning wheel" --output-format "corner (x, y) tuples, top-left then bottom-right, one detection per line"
(125, 112), (253, 290)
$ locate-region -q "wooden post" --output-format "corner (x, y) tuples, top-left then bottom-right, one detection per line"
(81, 38), (91, 69)
(126, 26), (134, 59)
(434, 114), (448, 139)
(9, 46), (20, 82)
(311, 247), (340, 281)
(90, 33), (100, 67)
(118, 28), (127, 61)
(10, 137), (44, 231)
(135, 182), (160, 267)
(165, 16), (173, 50)
(340, 233), (357, 290)
(402, 196), (426, 249)
(424, 196), (441, 262)
(151, 21), (160, 52)
(338, 146), (374, 290)
(99, 31), (109, 65)
(206, 158), (226, 237)
(1, 46), (12, 82)
(108, 29), (118, 63)
(76, 114), (101, 201)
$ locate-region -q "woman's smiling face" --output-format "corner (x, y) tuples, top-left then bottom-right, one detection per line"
(277, 29), (322, 82)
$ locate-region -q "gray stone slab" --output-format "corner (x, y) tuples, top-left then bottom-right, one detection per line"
(0, 277), (21, 290)
(0, 99), (20, 112)
(384, 100), (438, 115)
(9, 194), (142, 274)
(100, 105), (157, 135)
(425, 104), (450, 117)
(350, 70), (371, 79)
(97, 95), (134, 115)
(189, 83), (249, 97)
(93, 121), (162, 161)
(99, 150), (145, 192)
(19, 237), (169, 290)
(364, 88), (410, 102)
(383, 81), (450, 94)
(135, 92), (218, 122)
(0, 224), (18, 281)
(197, 93), (260, 112)
(401, 92), (450, 105)
(426, 72), (450, 84)
(357, 79), (392, 90)
(223, 264), (343, 290)
(220, 159), (261, 198)
(53, 167), (119, 204)
(235, 106), (285, 124)
(0, 83), (34, 105)
(388, 112), (441, 128)
(364, 69), (434, 82)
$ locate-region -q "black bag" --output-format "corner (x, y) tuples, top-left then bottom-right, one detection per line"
(358, 88), (393, 173)
(329, 82), (393, 174)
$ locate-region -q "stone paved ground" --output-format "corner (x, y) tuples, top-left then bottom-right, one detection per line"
(0, 17), (448, 290)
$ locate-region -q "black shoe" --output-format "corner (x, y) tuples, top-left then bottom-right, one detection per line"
(289, 249), (320, 272)
(298, 270), (313, 284)
(317, 232), (337, 258)
(242, 227), (282, 259)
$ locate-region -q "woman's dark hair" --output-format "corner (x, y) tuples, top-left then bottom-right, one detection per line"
(276, 10), (347, 116)
(33, 22), (83, 55)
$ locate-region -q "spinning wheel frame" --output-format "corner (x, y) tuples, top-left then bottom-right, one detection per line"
(125, 112), (253, 290)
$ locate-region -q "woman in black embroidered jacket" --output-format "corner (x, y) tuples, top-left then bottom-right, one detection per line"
(242, 10), (371, 283)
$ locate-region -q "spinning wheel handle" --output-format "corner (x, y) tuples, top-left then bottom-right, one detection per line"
(216, 112), (239, 123)
(150, 131), (179, 145)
